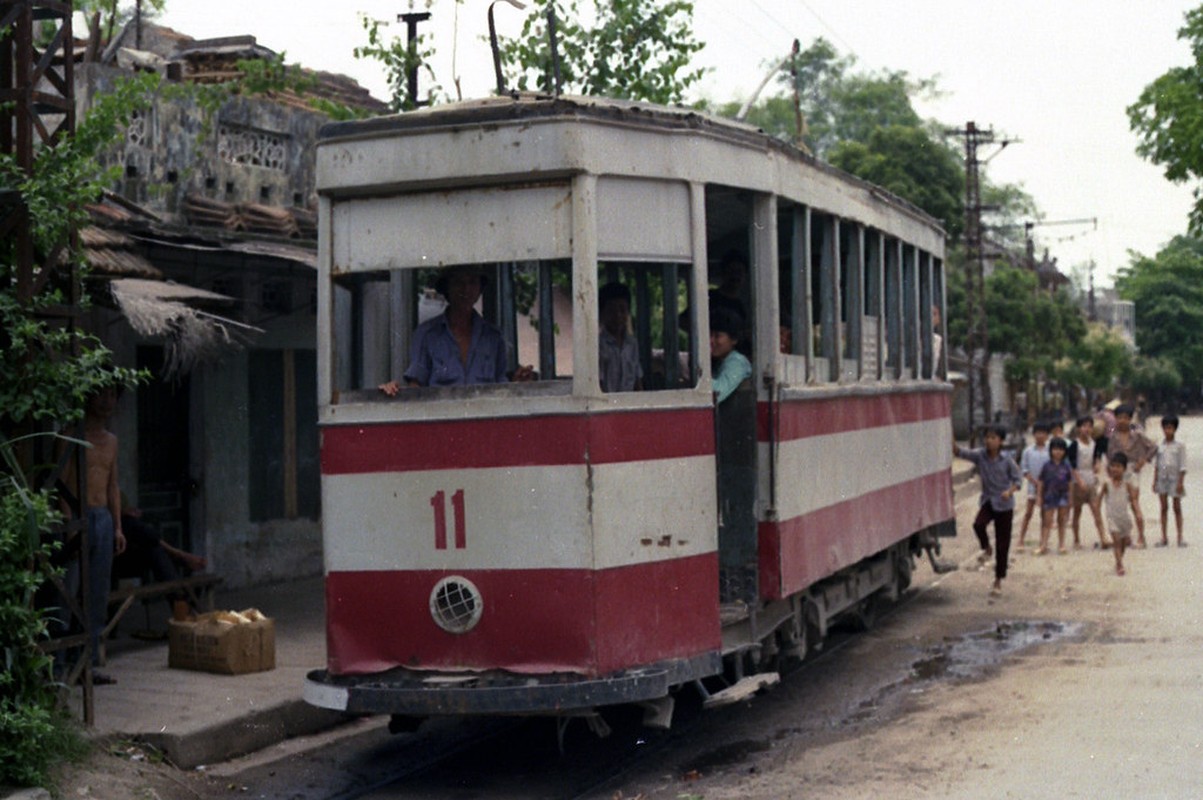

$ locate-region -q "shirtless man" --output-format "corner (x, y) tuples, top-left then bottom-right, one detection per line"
(64, 386), (126, 678)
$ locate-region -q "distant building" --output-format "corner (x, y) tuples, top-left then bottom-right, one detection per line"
(1091, 287), (1137, 348)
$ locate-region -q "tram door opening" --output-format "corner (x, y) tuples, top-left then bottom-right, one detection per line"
(705, 187), (759, 604)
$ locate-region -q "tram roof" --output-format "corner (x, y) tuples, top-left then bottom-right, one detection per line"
(318, 93), (944, 238)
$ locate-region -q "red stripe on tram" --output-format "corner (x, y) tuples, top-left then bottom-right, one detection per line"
(322, 408), (715, 474)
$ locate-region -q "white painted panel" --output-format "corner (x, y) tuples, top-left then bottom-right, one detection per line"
(596, 177), (691, 261)
(773, 417), (952, 521)
(323, 465), (590, 571)
(331, 184), (573, 272)
(590, 456), (717, 570)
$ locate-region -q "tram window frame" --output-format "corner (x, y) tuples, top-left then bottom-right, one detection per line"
(883, 237), (902, 379)
(930, 257), (947, 380)
(329, 259), (574, 399)
(863, 230), (885, 381)
(810, 211), (839, 383)
(901, 244), (918, 379)
(840, 222), (864, 381)
(596, 260), (697, 393)
(776, 201), (811, 384)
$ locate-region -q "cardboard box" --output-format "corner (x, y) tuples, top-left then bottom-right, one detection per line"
(168, 609), (275, 675)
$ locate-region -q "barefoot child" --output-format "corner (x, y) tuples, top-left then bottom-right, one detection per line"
(1153, 413), (1187, 547)
(1017, 423), (1051, 551)
(1036, 438), (1073, 555)
(954, 426), (1023, 596)
(1067, 416), (1109, 550)
(1102, 453), (1140, 575)
(1106, 404), (1155, 547)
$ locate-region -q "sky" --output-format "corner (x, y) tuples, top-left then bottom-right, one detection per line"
(154, 0), (1201, 287)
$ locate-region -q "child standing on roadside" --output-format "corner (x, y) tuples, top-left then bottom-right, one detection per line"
(1153, 414), (1187, 547)
(1102, 453), (1140, 575)
(1037, 438), (1073, 555)
(1017, 423), (1051, 552)
(1067, 416), (1109, 550)
(1106, 404), (1155, 547)
(954, 426), (1023, 596)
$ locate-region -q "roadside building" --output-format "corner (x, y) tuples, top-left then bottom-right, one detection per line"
(76, 23), (387, 587)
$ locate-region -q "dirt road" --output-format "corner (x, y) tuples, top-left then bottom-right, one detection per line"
(619, 414), (1203, 799)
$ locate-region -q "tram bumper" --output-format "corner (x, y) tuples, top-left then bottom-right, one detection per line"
(304, 666), (676, 716)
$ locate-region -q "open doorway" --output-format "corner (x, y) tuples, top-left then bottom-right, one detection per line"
(135, 346), (192, 553)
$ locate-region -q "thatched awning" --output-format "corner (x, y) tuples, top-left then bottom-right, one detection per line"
(108, 278), (261, 376)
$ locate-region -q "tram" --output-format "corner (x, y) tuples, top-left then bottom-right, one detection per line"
(303, 95), (956, 727)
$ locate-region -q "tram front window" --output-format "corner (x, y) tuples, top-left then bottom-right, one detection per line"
(331, 260), (573, 397)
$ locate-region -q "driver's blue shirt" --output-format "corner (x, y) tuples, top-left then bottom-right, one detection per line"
(403, 311), (509, 387)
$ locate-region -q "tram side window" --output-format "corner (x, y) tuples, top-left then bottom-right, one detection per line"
(597, 261), (696, 391)
(811, 212), (838, 382)
(776, 201), (808, 365)
(330, 260), (573, 396)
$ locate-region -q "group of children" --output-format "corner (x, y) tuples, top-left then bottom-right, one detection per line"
(955, 405), (1187, 594)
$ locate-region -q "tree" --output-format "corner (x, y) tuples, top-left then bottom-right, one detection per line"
(0, 75), (151, 788)
(1055, 323), (1131, 401)
(984, 264), (1086, 413)
(1114, 235), (1203, 392)
(1126, 354), (1183, 410)
(1128, 5), (1203, 232)
(828, 124), (964, 240)
(500, 0), (706, 104)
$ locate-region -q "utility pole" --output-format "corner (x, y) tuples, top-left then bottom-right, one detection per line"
(946, 122), (1009, 440)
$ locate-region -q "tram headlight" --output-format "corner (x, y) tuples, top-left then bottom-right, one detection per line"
(429, 576), (484, 634)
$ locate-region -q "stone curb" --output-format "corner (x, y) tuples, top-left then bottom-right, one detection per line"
(138, 700), (349, 770)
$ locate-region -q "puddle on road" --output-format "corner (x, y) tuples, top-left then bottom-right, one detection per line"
(910, 620), (1083, 682)
(680, 621), (1083, 778)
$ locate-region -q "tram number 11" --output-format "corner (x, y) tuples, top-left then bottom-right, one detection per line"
(430, 489), (466, 550)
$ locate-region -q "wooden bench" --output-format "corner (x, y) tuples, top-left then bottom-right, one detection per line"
(100, 574), (223, 664)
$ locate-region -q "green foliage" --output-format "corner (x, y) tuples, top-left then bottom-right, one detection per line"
(76, 0), (167, 45)
(354, 13), (442, 111)
(984, 264), (1085, 388)
(711, 37), (1036, 258)
(230, 53), (369, 121)
(1126, 354), (1183, 397)
(0, 74), (154, 433)
(1115, 234), (1203, 388)
(0, 437), (83, 787)
(500, 0), (706, 104)
(1055, 323), (1131, 394)
(1128, 6), (1203, 233)
(828, 124), (964, 240)
(0, 70), (153, 787)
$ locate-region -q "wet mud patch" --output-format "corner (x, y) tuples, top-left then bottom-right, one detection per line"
(680, 739), (772, 775)
(909, 620), (1084, 683)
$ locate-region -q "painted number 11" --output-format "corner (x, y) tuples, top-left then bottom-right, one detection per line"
(431, 489), (466, 550)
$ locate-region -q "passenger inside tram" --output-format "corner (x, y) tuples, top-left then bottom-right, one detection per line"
(598, 281), (643, 393)
(709, 306), (752, 404)
(379, 265), (535, 394)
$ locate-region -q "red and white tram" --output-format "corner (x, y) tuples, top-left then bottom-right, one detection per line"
(304, 96), (955, 724)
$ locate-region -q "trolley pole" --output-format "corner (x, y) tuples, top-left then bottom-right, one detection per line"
(946, 121), (1012, 442)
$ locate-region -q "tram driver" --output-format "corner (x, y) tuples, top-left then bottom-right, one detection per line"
(379, 265), (535, 394)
